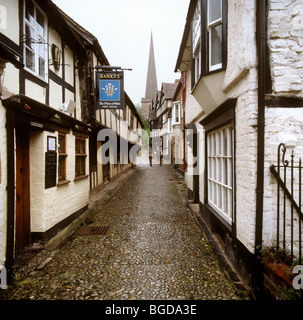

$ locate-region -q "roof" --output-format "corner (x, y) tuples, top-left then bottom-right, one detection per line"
(161, 80), (179, 100)
(37, 0), (84, 55)
(53, 2), (110, 65)
(3, 94), (92, 131)
(174, 0), (197, 72)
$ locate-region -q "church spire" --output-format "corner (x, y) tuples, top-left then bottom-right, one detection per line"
(145, 32), (158, 101)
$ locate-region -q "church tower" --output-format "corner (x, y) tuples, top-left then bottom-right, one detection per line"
(141, 32), (158, 121)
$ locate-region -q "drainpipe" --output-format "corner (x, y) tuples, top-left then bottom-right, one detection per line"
(254, 0), (268, 297)
(255, 0), (267, 253)
(5, 106), (15, 285)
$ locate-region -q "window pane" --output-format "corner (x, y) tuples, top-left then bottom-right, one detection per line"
(58, 158), (62, 178)
(80, 141), (85, 153)
(38, 36), (46, 58)
(223, 158), (227, 185)
(223, 128), (227, 156)
(209, 0), (222, 23)
(25, 24), (35, 49)
(192, 1), (201, 51)
(39, 57), (45, 77)
(80, 158), (83, 173)
(26, 48), (35, 71)
(175, 104), (179, 123)
(36, 8), (45, 36)
(25, 0), (35, 24)
(210, 24), (222, 67)
(58, 136), (64, 153)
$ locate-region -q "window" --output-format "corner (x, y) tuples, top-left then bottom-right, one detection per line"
(168, 118), (172, 133)
(58, 133), (68, 183)
(24, 0), (48, 80)
(207, 124), (233, 224)
(194, 44), (201, 83)
(208, 0), (223, 71)
(191, 0), (226, 87)
(172, 102), (180, 125)
(192, 0), (201, 84)
(192, 0), (201, 52)
(75, 138), (86, 177)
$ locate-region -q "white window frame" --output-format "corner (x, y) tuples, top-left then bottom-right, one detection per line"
(207, 0), (223, 72)
(194, 43), (201, 83)
(23, 0), (48, 81)
(192, 0), (201, 52)
(192, 0), (201, 83)
(167, 118), (172, 133)
(172, 102), (180, 125)
(207, 124), (233, 224)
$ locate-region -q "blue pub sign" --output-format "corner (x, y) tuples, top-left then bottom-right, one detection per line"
(96, 70), (124, 110)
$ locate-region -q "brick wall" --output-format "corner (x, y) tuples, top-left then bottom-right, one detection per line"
(268, 0), (303, 96)
(262, 0), (303, 247)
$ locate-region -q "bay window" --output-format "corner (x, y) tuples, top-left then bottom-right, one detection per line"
(191, 0), (227, 88)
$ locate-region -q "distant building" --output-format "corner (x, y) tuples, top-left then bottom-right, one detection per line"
(141, 33), (158, 121)
(150, 80), (179, 164)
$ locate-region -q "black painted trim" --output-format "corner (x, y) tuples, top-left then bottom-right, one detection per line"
(0, 33), (22, 57)
(265, 95), (303, 108)
(199, 98), (237, 131)
(49, 70), (75, 93)
(5, 108), (15, 285)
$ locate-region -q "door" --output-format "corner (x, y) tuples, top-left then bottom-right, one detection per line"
(15, 128), (30, 250)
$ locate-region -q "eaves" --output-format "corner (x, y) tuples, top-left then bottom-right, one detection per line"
(174, 0), (197, 73)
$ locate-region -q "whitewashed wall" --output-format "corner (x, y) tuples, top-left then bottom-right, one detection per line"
(0, 0), (19, 267)
(30, 130), (89, 233)
(263, 108), (303, 247)
(261, 0), (303, 253)
(218, 0), (258, 253)
(268, 0), (303, 96)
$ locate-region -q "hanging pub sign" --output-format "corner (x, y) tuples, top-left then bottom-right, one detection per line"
(96, 69), (124, 110)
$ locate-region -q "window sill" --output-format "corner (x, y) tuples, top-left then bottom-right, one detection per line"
(57, 180), (71, 186)
(74, 174), (89, 181)
(23, 68), (48, 85)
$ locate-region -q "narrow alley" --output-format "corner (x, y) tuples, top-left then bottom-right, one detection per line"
(7, 164), (240, 300)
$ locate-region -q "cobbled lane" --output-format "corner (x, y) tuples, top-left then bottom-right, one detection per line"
(7, 165), (240, 300)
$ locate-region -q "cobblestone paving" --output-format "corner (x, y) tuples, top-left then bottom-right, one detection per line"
(7, 165), (240, 300)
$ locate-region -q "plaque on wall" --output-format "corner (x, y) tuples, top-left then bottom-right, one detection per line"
(45, 152), (57, 189)
(47, 136), (56, 152)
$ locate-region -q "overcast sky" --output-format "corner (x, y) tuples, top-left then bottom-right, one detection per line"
(52, 0), (190, 106)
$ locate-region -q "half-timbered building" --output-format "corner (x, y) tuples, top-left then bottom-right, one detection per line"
(0, 0), (142, 283)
